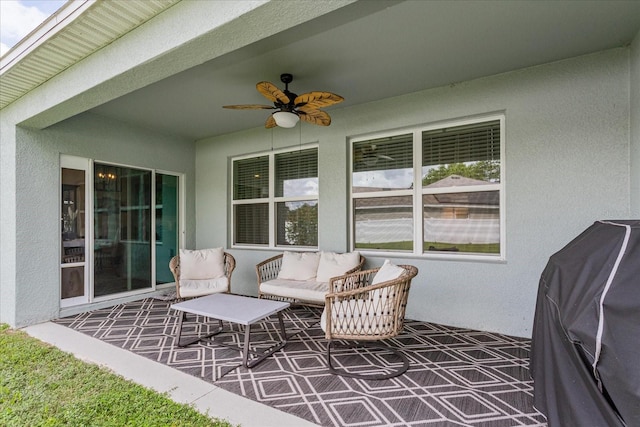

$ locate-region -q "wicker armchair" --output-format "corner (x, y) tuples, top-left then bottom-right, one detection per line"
(169, 251), (236, 299)
(322, 263), (418, 379)
(256, 253), (366, 307)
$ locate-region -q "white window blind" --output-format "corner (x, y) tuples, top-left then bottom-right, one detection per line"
(422, 120), (500, 168)
(232, 145), (318, 248)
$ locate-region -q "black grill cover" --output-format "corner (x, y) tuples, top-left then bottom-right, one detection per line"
(530, 220), (640, 427)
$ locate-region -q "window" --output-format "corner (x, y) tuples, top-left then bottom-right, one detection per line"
(232, 145), (318, 248)
(351, 115), (504, 259)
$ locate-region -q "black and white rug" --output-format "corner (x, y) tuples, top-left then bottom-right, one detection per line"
(55, 298), (547, 427)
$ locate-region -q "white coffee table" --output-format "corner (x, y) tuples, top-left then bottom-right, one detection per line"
(171, 293), (290, 368)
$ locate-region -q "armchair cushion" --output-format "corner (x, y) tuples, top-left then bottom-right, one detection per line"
(371, 259), (406, 304)
(372, 259), (405, 285)
(178, 277), (229, 299)
(179, 248), (225, 280)
(316, 251), (361, 282)
(277, 251), (320, 280)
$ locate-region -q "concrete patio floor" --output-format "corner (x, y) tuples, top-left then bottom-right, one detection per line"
(23, 321), (318, 427)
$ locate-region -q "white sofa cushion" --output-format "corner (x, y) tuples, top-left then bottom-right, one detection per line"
(260, 279), (327, 304)
(179, 248), (225, 280)
(315, 251), (360, 282)
(277, 251), (321, 280)
(179, 277), (229, 298)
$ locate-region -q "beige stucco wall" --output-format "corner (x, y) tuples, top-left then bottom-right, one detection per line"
(197, 49), (631, 338)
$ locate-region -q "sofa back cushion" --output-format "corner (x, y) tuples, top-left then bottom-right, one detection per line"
(316, 251), (361, 282)
(180, 248), (225, 280)
(277, 251), (321, 280)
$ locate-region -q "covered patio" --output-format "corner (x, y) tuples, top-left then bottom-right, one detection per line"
(47, 297), (545, 426)
(2, 1), (639, 425)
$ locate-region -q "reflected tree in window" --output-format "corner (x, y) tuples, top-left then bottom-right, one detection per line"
(279, 201), (318, 246)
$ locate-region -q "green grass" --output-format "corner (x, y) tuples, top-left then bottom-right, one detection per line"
(0, 324), (235, 427)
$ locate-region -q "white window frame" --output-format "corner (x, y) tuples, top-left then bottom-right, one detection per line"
(230, 143), (319, 250)
(349, 113), (506, 261)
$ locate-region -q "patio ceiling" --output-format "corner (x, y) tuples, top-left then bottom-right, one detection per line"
(87, 0), (640, 140)
(25, 1), (640, 140)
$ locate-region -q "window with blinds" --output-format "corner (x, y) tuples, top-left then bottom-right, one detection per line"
(232, 145), (318, 248)
(351, 115), (504, 258)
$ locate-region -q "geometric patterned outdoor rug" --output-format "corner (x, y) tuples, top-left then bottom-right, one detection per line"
(55, 298), (547, 427)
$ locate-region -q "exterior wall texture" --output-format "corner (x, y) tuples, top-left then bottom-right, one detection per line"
(196, 49), (631, 338)
(4, 113), (195, 327)
(631, 29), (640, 218)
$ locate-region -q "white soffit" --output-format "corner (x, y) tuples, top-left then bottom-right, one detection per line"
(0, 0), (180, 110)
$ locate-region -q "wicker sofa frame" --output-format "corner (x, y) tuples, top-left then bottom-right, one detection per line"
(256, 253), (365, 307)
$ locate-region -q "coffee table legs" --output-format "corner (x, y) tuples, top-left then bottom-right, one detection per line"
(243, 311), (288, 368)
(175, 311), (224, 347)
(174, 310), (288, 368)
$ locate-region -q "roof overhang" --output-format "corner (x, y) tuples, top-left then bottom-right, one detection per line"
(0, 0), (180, 109)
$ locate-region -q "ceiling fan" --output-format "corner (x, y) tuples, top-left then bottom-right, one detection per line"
(223, 73), (344, 128)
(356, 144), (395, 166)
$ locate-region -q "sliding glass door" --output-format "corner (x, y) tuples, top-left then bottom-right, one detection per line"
(94, 164), (152, 297)
(61, 157), (181, 305)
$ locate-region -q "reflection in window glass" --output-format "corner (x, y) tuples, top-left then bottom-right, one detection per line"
(354, 196), (413, 251)
(61, 166), (86, 301)
(275, 148), (318, 197)
(94, 163), (152, 297)
(61, 266), (84, 299)
(276, 201), (318, 247)
(61, 168), (86, 263)
(352, 134), (413, 192)
(351, 116), (503, 258)
(423, 191), (500, 254)
(422, 120), (500, 187)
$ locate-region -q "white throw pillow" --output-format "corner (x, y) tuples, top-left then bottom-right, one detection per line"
(277, 251), (321, 280)
(180, 248), (225, 280)
(371, 259), (406, 305)
(372, 259), (406, 285)
(315, 251), (361, 283)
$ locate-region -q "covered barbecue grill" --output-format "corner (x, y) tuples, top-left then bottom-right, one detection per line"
(530, 220), (640, 427)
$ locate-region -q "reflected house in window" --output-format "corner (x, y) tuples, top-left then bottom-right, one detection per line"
(354, 174), (500, 254)
(353, 187), (414, 251)
(423, 175), (500, 252)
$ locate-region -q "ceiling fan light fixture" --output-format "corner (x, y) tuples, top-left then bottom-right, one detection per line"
(272, 111), (299, 128)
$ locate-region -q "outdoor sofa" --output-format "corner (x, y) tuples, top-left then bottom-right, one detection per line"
(256, 251), (365, 307)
